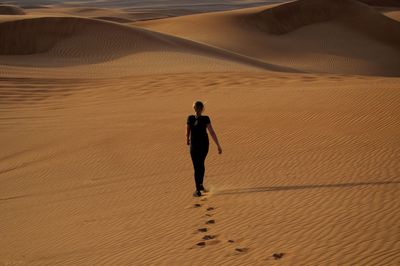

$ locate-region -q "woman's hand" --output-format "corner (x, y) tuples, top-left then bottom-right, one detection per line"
(186, 125), (191, 146)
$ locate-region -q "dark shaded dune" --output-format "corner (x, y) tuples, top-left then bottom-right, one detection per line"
(245, 0), (400, 46)
(0, 16), (192, 56)
(358, 0), (400, 7)
(0, 16), (197, 56)
(0, 4), (26, 15)
(0, 17), (125, 55)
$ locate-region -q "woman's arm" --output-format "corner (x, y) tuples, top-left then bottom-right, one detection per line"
(207, 124), (222, 154)
(186, 125), (191, 145)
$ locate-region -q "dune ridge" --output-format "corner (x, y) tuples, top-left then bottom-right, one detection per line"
(94, 16), (133, 23)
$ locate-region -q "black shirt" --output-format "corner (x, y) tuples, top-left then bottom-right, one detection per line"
(187, 115), (210, 144)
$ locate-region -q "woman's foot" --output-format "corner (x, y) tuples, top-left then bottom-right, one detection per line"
(199, 185), (208, 192)
(193, 190), (202, 197)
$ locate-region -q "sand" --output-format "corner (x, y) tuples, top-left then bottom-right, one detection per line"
(1, 0), (399, 265)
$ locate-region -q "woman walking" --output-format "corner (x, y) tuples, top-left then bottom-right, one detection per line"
(186, 101), (222, 197)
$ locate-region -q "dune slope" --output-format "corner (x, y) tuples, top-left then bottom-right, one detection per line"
(1, 72), (399, 265)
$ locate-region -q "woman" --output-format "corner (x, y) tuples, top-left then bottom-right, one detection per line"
(186, 101), (222, 197)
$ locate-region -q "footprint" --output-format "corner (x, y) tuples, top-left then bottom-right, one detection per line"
(227, 240), (235, 243)
(194, 204), (202, 208)
(206, 219), (215, 224)
(202, 235), (216, 240)
(197, 228), (208, 233)
(235, 247), (249, 253)
(196, 242), (206, 247)
(273, 253), (285, 260)
(205, 213), (213, 217)
(206, 207), (214, 211)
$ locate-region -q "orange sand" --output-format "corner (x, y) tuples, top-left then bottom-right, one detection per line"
(1, 0), (399, 265)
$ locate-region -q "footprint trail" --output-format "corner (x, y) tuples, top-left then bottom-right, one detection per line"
(191, 191), (249, 253)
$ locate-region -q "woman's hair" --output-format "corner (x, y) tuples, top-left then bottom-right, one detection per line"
(193, 101), (204, 114)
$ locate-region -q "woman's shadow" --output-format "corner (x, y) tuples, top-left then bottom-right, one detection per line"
(215, 180), (400, 196)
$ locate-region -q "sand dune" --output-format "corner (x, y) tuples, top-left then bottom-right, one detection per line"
(138, 0), (400, 76)
(0, 16), (167, 56)
(0, 16), (298, 77)
(246, 0), (400, 40)
(0, 4), (25, 15)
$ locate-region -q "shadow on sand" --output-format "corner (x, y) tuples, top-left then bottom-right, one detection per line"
(214, 180), (400, 196)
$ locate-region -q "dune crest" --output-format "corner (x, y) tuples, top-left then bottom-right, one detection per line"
(94, 16), (133, 23)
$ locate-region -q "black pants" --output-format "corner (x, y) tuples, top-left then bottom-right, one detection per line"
(190, 142), (209, 191)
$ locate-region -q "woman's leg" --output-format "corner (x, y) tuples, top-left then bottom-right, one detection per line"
(190, 148), (202, 192)
(190, 142), (209, 194)
(198, 144), (209, 189)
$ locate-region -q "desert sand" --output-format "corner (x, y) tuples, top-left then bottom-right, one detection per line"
(1, 0), (399, 265)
